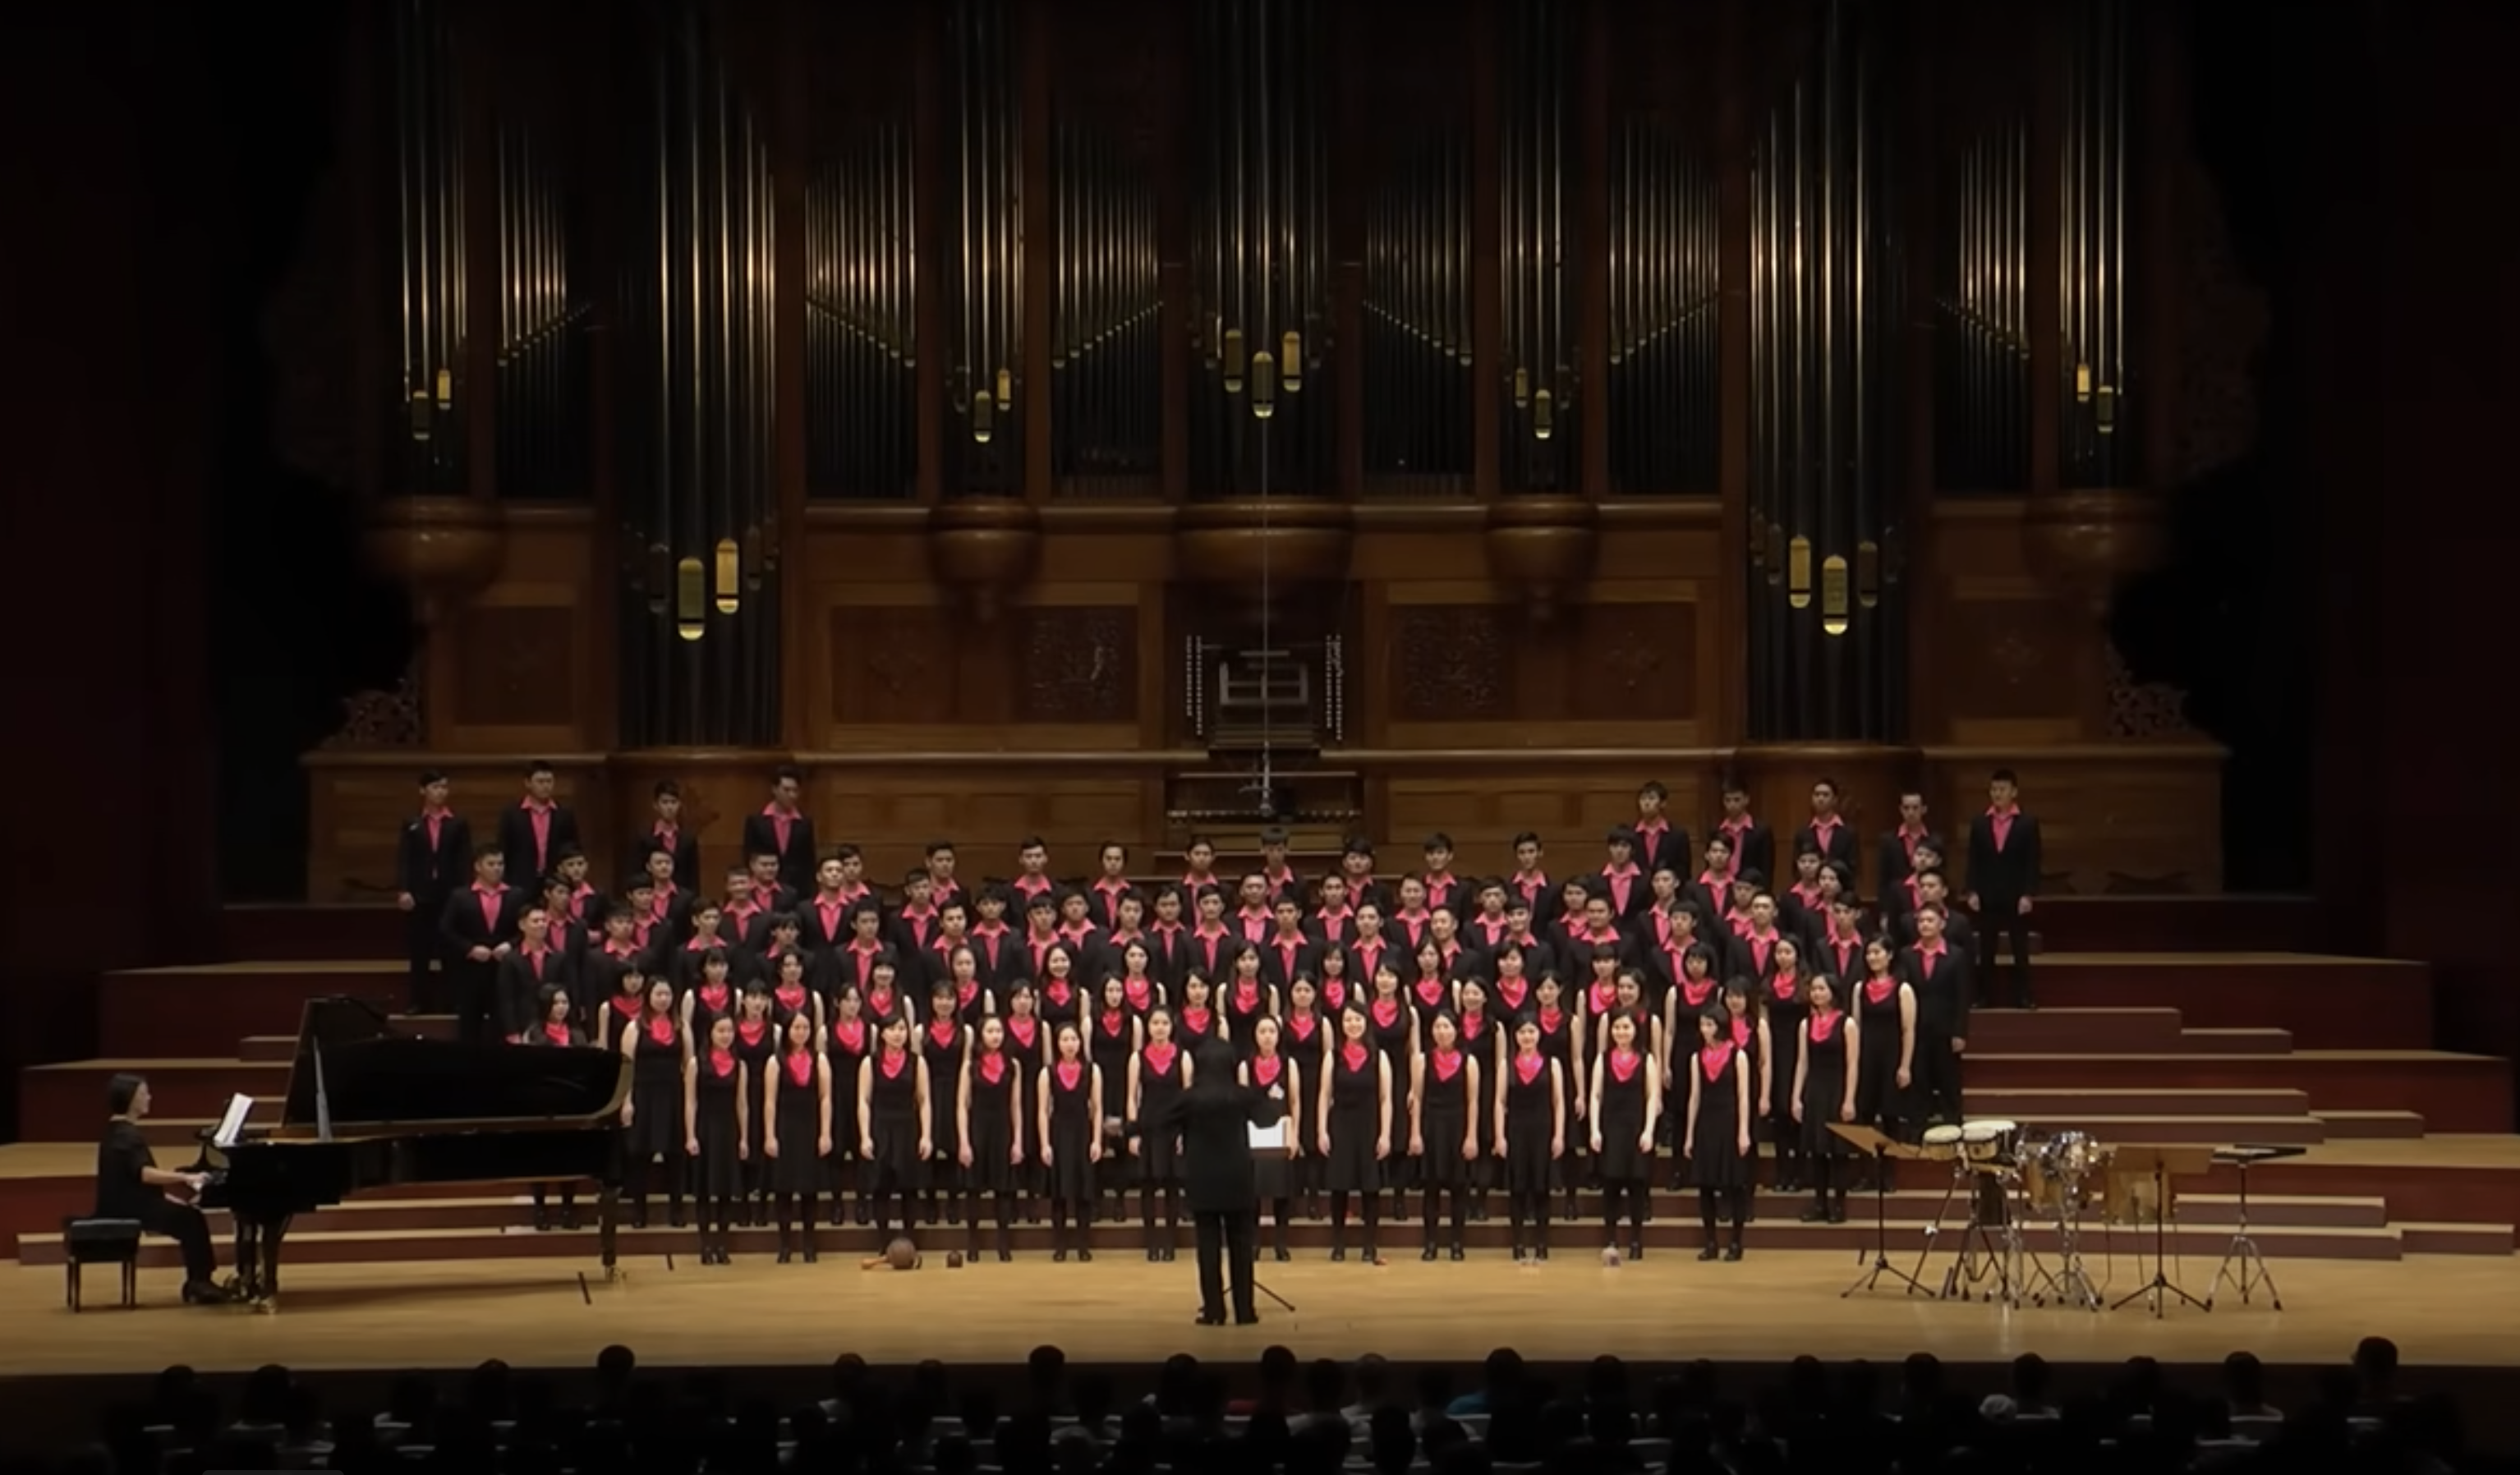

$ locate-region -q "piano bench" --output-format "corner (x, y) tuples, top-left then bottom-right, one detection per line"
(62, 1217), (144, 1312)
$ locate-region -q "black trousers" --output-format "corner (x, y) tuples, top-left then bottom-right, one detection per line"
(1913, 1028), (1966, 1125)
(144, 1203), (218, 1285)
(1978, 901), (2035, 1005)
(1192, 1207), (1258, 1320)
(450, 961), (498, 1045)
(404, 902), (446, 1013)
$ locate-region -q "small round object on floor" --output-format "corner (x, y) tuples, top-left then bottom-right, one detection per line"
(1600, 1247), (1623, 1268)
(885, 1237), (919, 1270)
(945, 1250), (964, 1268)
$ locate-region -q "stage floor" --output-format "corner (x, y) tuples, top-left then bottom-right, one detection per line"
(12, 1249), (2520, 1378)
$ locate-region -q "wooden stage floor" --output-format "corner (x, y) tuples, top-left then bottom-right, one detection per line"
(12, 1249), (2520, 1379)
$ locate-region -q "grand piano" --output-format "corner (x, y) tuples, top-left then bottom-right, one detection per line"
(191, 996), (630, 1310)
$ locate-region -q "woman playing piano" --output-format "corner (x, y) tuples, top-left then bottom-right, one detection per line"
(764, 1009), (831, 1262)
(687, 1013), (750, 1263)
(619, 976), (689, 1229)
(526, 985), (584, 1230)
(96, 1073), (230, 1303)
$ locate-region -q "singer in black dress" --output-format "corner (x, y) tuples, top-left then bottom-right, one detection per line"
(1128, 1009), (1189, 1261)
(1589, 1010), (1662, 1259)
(1411, 1011), (1479, 1261)
(856, 1015), (931, 1251)
(619, 976), (688, 1229)
(960, 1015), (1023, 1261)
(1498, 1017), (1566, 1262)
(1242, 1018), (1301, 1261)
(1685, 1009), (1755, 1261)
(1759, 940), (1811, 1192)
(917, 982), (970, 1228)
(687, 1014), (748, 1264)
(1037, 1021), (1103, 1261)
(1851, 940), (1916, 1188)
(825, 988), (874, 1229)
(998, 984), (1047, 1217)
(1361, 967), (1418, 1223)
(525, 986), (585, 1229)
(1319, 1004), (1393, 1263)
(765, 1011), (831, 1262)
(1792, 974), (1860, 1225)
(729, 987), (778, 1227)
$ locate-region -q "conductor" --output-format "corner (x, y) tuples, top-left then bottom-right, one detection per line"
(1149, 1037), (1286, 1326)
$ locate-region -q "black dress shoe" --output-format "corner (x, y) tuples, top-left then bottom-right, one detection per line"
(561, 1206), (582, 1231)
(1077, 1248), (1093, 1262)
(1235, 1311), (1262, 1326)
(1697, 1243), (1720, 1261)
(1193, 1310), (1226, 1326)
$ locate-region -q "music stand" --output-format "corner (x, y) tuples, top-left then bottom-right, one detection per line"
(2106, 1144), (2216, 1316)
(1831, 1124), (1931, 1297)
(2206, 1144), (2301, 1311)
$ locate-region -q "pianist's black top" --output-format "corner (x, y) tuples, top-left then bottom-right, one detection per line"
(95, 1119), (159, 1219)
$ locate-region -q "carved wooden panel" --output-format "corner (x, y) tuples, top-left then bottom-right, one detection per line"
(1014, 606), (1140, 724)
(830, 605), (957, 724)
(1567, 601), (1699, 723)
(1943, 598), (2076, 721)
(453, 606), (577, 728)
(1390, 604), (1514, 721)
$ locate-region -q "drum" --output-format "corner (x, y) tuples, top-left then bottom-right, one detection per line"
(1960, 1119), (2020, 1165)
(1919, 1124), (1965, 1161)
(2039, 1132), (2114, 1183)
(2024, 1153), (2103, 1218)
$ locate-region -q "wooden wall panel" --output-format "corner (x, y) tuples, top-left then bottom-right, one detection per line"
(1920, 500), (2108, 746)
(1925, 745), (2224, 896)
(423, 509), (604, 754)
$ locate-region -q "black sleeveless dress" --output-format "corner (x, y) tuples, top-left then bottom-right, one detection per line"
(769, 1050), (828, 1195)
(1686, 1043), (1752, 1189)
(825, 1019), (871, 1173)
(964, 1051), (1019, 1193)
(731, 1020), (778, 1169)
(1853, 976), (1908, 1130)
(1323, 1043), (1384, 1193)
(1365, 998), (1414, 1183)
(1501, 1054), (1558, 1196)
(1593, 1047), (1653, 1183)
(1134, 1041), (1187, 1183)
(692, 1048), (745, 1198)
(1000, 1016), (1046, 1190)
(1417, 1048), (1474, 1188)
(920, 1018), (968, 1177)
(626, 1015), (686, 1160)
(1043, 1059), (1097, 1201)
(1223, 978), (1273, 1059)
(1248, 1053), (1295, 1199)
(1761, 974), (1809, 1129)
(864, 1050), (924, 1191)
(1800, 1009), (1853, 1157)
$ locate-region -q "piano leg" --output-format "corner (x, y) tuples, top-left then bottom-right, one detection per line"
(251, 1217), (289, 1314)
(598, 1179), (623, 1280)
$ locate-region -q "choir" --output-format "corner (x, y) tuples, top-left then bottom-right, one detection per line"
(405, 763), (2039, 1266)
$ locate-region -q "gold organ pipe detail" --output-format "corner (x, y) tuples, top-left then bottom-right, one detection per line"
(713, 538), (741, 615)
(1820, 554), (1850, 636)
(1787, 535), (1813, 609)
(674, 557), (706, 641)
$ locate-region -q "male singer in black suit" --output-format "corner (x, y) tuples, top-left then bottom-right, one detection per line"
(393, 770), (471, 1015)
(1965, 767), (2044, 1009)
(1897, 903), (1974, 1126)
(637, 779), (704, 894)
(496, 760), (582, 890)
(439, 846), (523, 1044)
(1149, 1037), (1286, 1326)
(743, 765), (820, 896)
(1876, 789), (1938, 893)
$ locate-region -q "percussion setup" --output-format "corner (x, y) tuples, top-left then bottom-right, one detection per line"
(1833, 1120), (2286, 1316)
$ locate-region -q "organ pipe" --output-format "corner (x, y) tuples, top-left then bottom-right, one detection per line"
(2059, 0), (2133, 489)
(1497, 0), (1576, 492)
(1051, 113), (1161, 496)
(494, 124), (592, 499)
(389, 0), (467, 497)
(615, 0), (779, 746)
(805, 121), (917, 499)
(1933, 113), (2029, 492)
(944, 0), (1023, 494)
(1361, 129), (1471, 494)
(1745, 0), (1904, 741)
(1607, 122), (1720, 494)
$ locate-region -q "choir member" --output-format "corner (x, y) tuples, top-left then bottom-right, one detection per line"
(891, 871), (943, 957)
(1684, 1009), (1754, 1261)
(1127, 1007), (1189, 1261)
(1054, 888), (1111, 963)
(495, 904), (569, 1042)
(439, 845), (521, 1045)
(918, 981), (971, 1229)
(857, 1013), (931, 1251)
(742, 765), (819, 896)
(619, 976), (688, 1229)
(394, 770), (468, 1016)
(1084, 842), (1134, 930)
(687, 1013), (749, 1263)
(1796, 778), (1860, 888)
(1851, 938), (1917, 1189)
(1596, 828), (1650, 924)
(1816, 895), (1869, 985)
(1498, 1016), (1565, 1262)
(1589, 1010), (1660, 1260)
(937, 940), (990, 1028)
(637, 779), (702, 894)
(1406, 941), (1455, 1029)
(1630, 781), (1690, 880)
(960, 1015), (1024, 1261)
(1010, 835), (1057, 907)
(1178, 834), (1223, 894)
(1173, 972), (1222, 1053)
(1759, 939), (1813, 1192)
(1037, 1021), (1103, 1261)
(525, 986), (583, 1229)
(858, 954), (908, 1032)
(826, 903), (893, 998)
(1243, 1017), (1301, 1262)
(970, 886), (1023, 993)
(1791, 974), (1860, 1225)
(1033, 942), (1085, 1033)
(1688, 836), (1741, 926)
(765, 1009), (832, 1263)
(1232, 874), (1275, 944)
(1878, 788), (1938, 892)
(1222, 944), (1278, 1055)
(1966, 768), (2043, 1009)
(1713, 775), (1776, 885)
(1412, 1011), (1479, 1261)
(1530, 973), (1582, 1218)
(1258, 827), (1304, 904)
(553, 846), (600, 929)
(1144, 887), (1190, 991)
(797, 855), (862, 956)
(638, 846), (692, 946)
(1313, 942), (1355, 1017)
(921, 839), (965, 914)
(1779, 847), (1831, 938)
(679, 949), (737, 1037)
(1336, 836), (1387, 912)
(1255, 897), (1315, 997)
(1487, 942), (1534, 1021)
(999, 982), (1046, 1220)
(1719, 978), (1773, 1203)
(722, 865), (775, 953)
(1899, 904), (1972, 1125)
(1390, 875), (1433, 954)
(1320, 1004), (1392, 1264)
(768, 949), (821, 1038)
(1088, 976), (1142, 1214)
(591, 956), (649, 1055)
(1506, 831), (1557, 931)
(1363, 964), (1418, 1222)
(1899, 869), (1976, 957)
(497, 760), (581, 889)
(1347, 906), (1397, 992)
(540, 873), (591, 976)
(1308, 874), (1357, 947)
(1185, 888), (1237, 980)
(825, 986), (874, 1228)
(1452, 979), (1501, 1221)
(730, 986), (778, 1225)
(671, 903), (734, 995)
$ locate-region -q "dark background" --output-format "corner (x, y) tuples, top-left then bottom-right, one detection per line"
(1, 0), (2507, 1054)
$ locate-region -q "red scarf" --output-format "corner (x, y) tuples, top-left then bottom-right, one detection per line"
(1699, 1042), (1735, 1082)
(1431, 1047), (1463, 1082)
(1144, 1041), (1179, 1077)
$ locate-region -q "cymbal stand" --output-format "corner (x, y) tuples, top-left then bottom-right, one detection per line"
(2023, 1172), (2101, 1310)
(2205, 1156), (2283, 1311)
(1946, 1165), (2021, 1306)
(1844, 1145), (1930, 1298)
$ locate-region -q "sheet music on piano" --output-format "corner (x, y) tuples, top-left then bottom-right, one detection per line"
(211, 1094), (255, 1149)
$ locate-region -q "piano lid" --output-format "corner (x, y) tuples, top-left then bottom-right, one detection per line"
(277, 996), (629, 1134)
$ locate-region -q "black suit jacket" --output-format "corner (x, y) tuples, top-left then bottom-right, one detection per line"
(1150, 1043), (1290, 1214)
(1876, 829), (1943, 891)
(630, 826), (704, 895)
(1896, 943), (1974, 1038)
(741, 811), (821, 896)
(494, 947), (574, 1037)
(439, 885), (525, 959)
(1630, 823), (1690, 880)
(394, 814), (473, 902)
(1794, 819), (1861, 887)
(1966, 812), (2044, 903)
(496, 803), (582, 886)
(1712, 821), (1776, 889)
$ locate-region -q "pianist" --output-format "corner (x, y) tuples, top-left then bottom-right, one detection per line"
(98, 1073), (232, 1304)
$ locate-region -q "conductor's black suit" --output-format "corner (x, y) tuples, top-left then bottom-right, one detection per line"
(1150, 1039), (1286, 1326)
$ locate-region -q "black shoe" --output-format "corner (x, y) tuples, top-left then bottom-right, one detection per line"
(1235, 1312), (1262, 1326)
(533, 1207), (552, 1232)
(669, 1206), (687, 1229)
(998, 1248), (1011, 1263)
(182, 1280), (229, 1305)
(1193, 1309), (1226, 1326)
(1162, 1245), (1176, 1262)
(1698, 1242), (1720, 1261)
(1052, 1248), (1068, 1262)
(1450, 1243), (1465, 1261)
(777, 1247), (793, 1264)
(561, 1206), (582, 1231)
(1723, 1242), (1744, 1261)
(1077, 1248), (1093, 1262)
(802, 1236), (819, 1264)
(1422, 1243), (1438, 1261)
(1630, 1240), (1644, 1261)
(1331, 1246), (1346, 1262)
(630, 1203), (649, 1230)
(1800, 1202), (1829, 1223)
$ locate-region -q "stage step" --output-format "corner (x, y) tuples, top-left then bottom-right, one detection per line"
(1969, 1051), (2514, 1133)
(2021, 897), (2321, 953)
(1961, 1009), (2182, 1052)
(2001, 1114), (2328, 1146)
(97, 961), (407, 1055)
(2033, 953), (2428, 1050)
(238, 1018), (458, 1062)
(2398, 1221), (2517, 1255)
(20, 1059), (288, 1130)
(1965, 1087), (2312, 1119)
(8, 1211), (2425, 1270)
(218, 903), (402, 962)
(2317, 1110), (2430, 1140)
